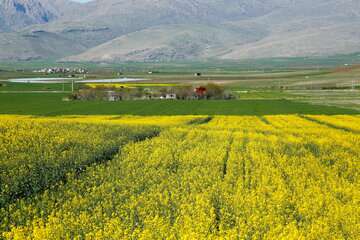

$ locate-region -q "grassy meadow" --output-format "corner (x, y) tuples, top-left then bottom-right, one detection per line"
(0, 93), (357, 116)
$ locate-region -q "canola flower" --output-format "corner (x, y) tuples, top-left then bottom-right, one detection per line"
(307, 115), (360, 132)
(0, 115), (205, 127)
(0, 115), (359, 239)
(0, 117), (159, 208)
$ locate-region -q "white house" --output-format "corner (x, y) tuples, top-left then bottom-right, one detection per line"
(107, 91), (120, 101)
(165, 93), (177, 100)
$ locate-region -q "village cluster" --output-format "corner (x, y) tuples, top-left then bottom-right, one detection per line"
(68, 84), (234, 101)
(33, 67), (87, 74)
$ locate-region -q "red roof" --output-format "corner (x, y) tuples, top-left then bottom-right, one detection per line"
(195, 87), (206, 96)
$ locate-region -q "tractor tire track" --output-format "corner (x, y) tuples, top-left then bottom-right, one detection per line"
(299, 115), (359, 134)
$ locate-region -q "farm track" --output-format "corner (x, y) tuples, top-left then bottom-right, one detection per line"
(0, 119), (161, 210)
(187, 116), (213, 125)
(72, 130), (161, 178)
(221, 134), (234, 180)
(299, 115), (360, 134)
(2, 131), (161, 210)
(1, 115), (359, 239)
(257, 116), (271, 125)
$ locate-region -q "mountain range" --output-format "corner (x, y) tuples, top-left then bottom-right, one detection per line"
(0, 0), (360, 62)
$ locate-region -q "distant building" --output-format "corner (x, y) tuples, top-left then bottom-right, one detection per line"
(165, 93), (177, 100)
(107, 91), (121, 101)
(141, 95), (152, 100)
(194, 87), (206, 97)
(33, 67), (87, 74)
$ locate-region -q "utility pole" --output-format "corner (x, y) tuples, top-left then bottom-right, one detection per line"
(72, 80), (74, 93)
(278, 79), (281, 91)
(352, 79), (355, 91)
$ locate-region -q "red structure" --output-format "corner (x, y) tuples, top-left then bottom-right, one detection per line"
(194, 87), (207, 97)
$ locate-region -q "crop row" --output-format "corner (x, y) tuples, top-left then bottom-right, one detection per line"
(1, 115), (359, 239)
(0, 118), (159, 208)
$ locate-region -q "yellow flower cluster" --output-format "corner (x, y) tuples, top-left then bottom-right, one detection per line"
(1, 115), (359, 239)
(0, 115), (205, 127)
(308, 115), (360, 132)
(0, 117), (159, 209)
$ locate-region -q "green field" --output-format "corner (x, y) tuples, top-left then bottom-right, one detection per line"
(1, 57), (359, 114)
(0, 82), (73, 92)
(0, 93), (357, 116)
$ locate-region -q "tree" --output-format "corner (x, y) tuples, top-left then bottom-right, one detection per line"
(175, 86), (194, 100)
(159, 87), (169, 97)
(205, 83), (224, 99)
(133, 87), (145, 98)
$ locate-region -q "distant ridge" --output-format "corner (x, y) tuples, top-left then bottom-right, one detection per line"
(1, 0), (360, 62)
(0, 0), (58, 31)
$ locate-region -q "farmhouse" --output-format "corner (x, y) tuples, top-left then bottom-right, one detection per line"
(195, 87), (207, 98)
(165, 93), (177, 100)
(107, 91), (121, 101)
(69, 83), (231, 101)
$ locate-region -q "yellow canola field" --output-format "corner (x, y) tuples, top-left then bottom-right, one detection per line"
(0, 115), (205, 127)
(1, 115), (359, 239)
(0, 117), (159, 209)
(307, 115), (360, 132)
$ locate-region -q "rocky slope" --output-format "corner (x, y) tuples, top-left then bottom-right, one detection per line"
(1, 0), (360, 61)
(0, 0), (62, 31)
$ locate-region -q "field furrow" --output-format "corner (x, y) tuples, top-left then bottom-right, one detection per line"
(0, 118), (160, 209)
(306, 115), (360, 133)
(0, 115), (358, 239)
